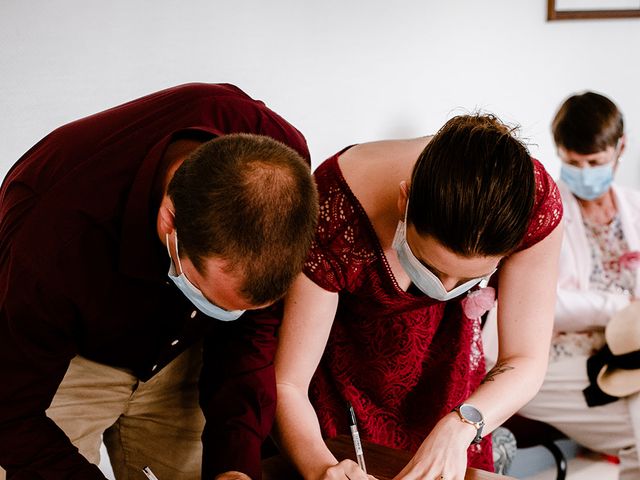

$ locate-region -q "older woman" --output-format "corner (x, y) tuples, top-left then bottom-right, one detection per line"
(519, 92), (640, 480)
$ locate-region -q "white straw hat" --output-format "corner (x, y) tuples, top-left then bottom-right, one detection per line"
(596, 301), (640, 397)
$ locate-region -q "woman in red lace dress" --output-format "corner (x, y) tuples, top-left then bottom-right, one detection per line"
(274, 115), (563, 480)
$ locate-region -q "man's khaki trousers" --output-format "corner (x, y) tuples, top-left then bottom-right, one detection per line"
(1, 344), (205, 480)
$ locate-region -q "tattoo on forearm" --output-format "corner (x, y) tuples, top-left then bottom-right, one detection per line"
(482, 361), (514, 384)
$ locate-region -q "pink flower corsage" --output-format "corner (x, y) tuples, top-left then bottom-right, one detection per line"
(619, 251), (640, 270)
(461, 286), (496, 319)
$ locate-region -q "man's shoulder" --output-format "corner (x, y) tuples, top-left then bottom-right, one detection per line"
(158, 82), (256, 103)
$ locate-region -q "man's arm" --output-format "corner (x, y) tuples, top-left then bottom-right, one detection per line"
(0, 263), (105, 479)
(199, 303), (282, 480)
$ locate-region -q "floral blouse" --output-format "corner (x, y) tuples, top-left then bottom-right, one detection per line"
(551, 215), (636, 362)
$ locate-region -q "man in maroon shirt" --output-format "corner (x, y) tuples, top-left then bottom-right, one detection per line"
(0, 84), (318, 480)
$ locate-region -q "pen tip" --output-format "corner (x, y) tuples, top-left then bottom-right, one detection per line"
(348, 403), (357, 425)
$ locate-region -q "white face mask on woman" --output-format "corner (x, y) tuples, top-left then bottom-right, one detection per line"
(559, 138), (622, 201)
(560, 162), (614, 201)
(391, 204), (495, 301)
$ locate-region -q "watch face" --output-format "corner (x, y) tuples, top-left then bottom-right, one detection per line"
(460, 404), (483, 423)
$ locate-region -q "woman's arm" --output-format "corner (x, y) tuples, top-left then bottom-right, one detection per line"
(555, 287), (630, 332)
(273, 274), (373, 480)
(466, 222), (563, 429)
(394, 223), (563, 480)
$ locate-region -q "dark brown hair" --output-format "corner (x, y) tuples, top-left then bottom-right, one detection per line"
(408, 114), (535, 257)
(168, 133), (318, 305)
(552, 91), (623, 154)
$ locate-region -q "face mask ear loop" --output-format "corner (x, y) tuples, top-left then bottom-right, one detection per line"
(166, 231), (185, 276)
(403, 196), (410, 224)
(165, 207), (182, 271)
(402, 200), (414, 256)
(165, 233), (172, 258)
(614, 137), (623, 165)
(404, 199), (421, 260)
(173, 232), (185, 275)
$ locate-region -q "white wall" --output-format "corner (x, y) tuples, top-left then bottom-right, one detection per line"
(2, 1), (640, 185)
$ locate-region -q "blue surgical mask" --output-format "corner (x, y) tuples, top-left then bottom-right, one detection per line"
(560, 162), (614, 201)
(392, 204), (495, 301)
(166, 233), (245, 321)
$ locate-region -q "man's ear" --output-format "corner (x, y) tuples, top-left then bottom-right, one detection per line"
(158, 195), (176, 235)
(397, 181), (409, 219)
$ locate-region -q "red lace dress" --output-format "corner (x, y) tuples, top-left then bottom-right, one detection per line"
(303, 152), (563, 471)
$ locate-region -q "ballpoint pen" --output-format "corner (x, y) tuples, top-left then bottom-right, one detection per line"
(142, 466), (160, 480)
(348, 402), (367, 474)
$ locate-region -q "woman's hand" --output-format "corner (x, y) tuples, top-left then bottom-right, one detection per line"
(316, 459), (379, 480)
(392, 413), (477, 480)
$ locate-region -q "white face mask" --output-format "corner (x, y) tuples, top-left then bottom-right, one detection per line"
(391, 205), (495, 301)
(166, 233), (245, 321)
(560, 162), (614, 201)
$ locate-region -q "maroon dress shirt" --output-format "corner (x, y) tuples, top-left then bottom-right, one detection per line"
(0, 83), (309, 480)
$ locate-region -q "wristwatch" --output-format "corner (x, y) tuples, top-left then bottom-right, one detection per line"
(452, 403), (485, 444)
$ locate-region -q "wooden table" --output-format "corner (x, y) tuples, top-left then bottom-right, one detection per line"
(263, 435), (515, 480)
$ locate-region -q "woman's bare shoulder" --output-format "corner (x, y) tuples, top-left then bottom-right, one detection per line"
(336, 137), (432, 229)
(339, 137), (431, 165)
(338, 137), (432, 186)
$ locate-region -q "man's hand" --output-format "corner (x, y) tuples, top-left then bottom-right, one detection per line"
(215, 471), (252, 480)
